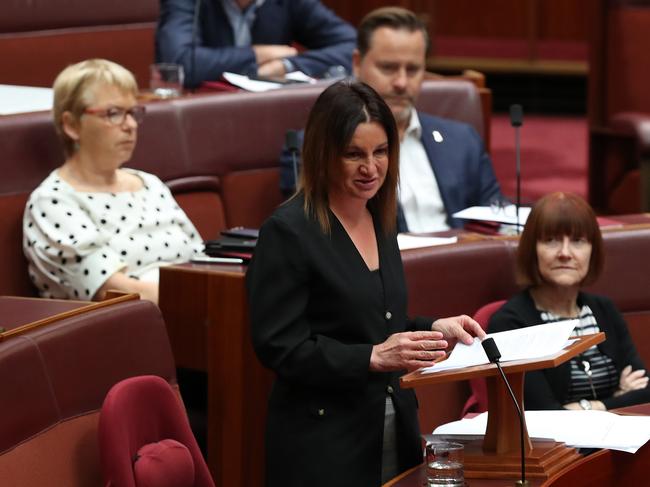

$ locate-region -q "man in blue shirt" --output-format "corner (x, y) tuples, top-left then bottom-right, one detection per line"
(281, 7), (503, 232)
(156, 0), (356, 87)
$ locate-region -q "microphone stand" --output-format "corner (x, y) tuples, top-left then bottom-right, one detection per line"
(509, 104), (524, 235)
(285, 130), (300, 192)
(515, 122), (521, 234)
(482, 338), (529, 487)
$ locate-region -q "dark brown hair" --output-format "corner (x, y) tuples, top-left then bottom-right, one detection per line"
(357, 7), (431, 58)
(300, 80), (399, 234)
(517, 192), (604, 287)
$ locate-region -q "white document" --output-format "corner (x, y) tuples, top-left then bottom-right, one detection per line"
(452, 205), (531, 226)
(397, 234), (457, 250)
(0, 84), (53, 115)
(433, 410), (650, 453)
(222, 72), (283, 92)
(421, 320), (578, 373)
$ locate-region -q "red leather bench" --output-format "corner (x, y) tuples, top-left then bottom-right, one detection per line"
(0, 78), (488, 297)
(0, 297), (177, 487)
(0, 1), (158, 88)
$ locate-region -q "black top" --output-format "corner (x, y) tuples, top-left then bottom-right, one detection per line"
(246, 195), (433, 487)
(488, 289), (650, 410)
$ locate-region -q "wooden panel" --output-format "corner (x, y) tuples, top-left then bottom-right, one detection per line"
(537, 0), (590, 40)
(432, 0), (530, 38)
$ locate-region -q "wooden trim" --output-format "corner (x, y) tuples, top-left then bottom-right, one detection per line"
(0, 293), (140, 342)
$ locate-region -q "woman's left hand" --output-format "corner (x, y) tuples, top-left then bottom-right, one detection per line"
(431, 315), (486, 349)
(614, 365), (649, 396)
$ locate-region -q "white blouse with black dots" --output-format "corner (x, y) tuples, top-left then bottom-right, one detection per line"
(23, 168), (203, 299)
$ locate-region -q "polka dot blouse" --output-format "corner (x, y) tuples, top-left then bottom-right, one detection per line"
(23, 169), (203, 299)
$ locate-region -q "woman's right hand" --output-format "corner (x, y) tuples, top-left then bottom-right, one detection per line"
(614, 365), (649, 396)
(369, 331), (448, 372)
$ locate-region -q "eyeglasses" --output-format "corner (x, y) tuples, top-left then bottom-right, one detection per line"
(83, 105), (146, 125)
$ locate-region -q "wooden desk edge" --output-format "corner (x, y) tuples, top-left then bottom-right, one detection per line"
(0, 293), (140, 342)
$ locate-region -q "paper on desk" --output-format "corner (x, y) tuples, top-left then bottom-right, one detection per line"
(222, 72), (282, 92)
(453, 205), (531, 226)
(433, 410), (650, 453)
(421, 320), (578, 373)
(397, 234), (457, 250)
(0, 84), (53, 115)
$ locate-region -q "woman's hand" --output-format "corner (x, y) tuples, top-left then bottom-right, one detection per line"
(369, 331), (447, 372)
(432, 315), (486, 348)
(564, 400), (606, 411)
(614, 365), (649, 396)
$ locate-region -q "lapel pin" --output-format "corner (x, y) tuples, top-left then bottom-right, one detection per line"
(432, 130), (443, 143)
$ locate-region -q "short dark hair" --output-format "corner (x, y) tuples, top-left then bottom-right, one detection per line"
(517, 192), (604, 287)
(357, 7), (431, 58)
(300, 80), (399, 235)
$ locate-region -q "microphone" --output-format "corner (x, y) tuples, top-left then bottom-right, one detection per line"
(285, 130), (301, 192)
(190, 0), (202, 91)
(481, 337), (529, 487)
(509, 104), (524, 234)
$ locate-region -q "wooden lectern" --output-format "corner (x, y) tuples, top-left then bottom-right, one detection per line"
(400, 333), (605, 480)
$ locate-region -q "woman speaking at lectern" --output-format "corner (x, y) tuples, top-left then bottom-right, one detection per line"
(246, 80), (484, 486)
(489, 192), (650, 411)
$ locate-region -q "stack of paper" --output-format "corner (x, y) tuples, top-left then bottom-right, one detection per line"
(421, 320), (578, 373)
(432, 410), (650, 453)
(397, 234), (457, 250)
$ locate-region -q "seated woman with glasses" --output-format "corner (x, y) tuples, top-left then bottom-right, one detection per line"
(23, 59), (202, 304)
(488, 192), (650, 411)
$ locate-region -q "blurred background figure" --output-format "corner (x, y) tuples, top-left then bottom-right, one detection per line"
(23, 59), (202, 304)
(489, 192), (650, 410)
(280, 7), (503, 232)
(156, 0), (356, 87)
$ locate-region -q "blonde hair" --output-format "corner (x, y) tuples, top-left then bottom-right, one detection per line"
(52, 59), (138, 157)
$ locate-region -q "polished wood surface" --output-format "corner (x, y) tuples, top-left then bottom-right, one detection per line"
(0, 293), (139, 340)
(386, 404), (650, 487)
(401, 334), (604, 479)
(159, 263), (272, 487)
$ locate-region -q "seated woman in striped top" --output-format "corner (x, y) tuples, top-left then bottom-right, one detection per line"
(488, 192), (650, 411)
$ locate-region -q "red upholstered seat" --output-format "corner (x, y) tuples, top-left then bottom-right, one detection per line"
(98, 375), (215, 487)
(460, 300), (507, 417)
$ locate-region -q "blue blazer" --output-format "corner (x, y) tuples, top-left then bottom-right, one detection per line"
(280, 112), (503, 231)
(156, 0), (356, 87)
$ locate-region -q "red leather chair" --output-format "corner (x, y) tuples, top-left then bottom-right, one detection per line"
(98, 375), (215, 487)
(460, 300), (507, 417)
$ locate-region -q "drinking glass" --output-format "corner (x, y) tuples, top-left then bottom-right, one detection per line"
(425, 441), (464, 487)
(150, 63), (184, 98)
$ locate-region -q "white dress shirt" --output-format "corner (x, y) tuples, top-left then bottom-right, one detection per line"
(398, 110), (450, 232)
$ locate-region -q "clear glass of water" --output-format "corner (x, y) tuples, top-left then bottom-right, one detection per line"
(425, 441), (464, 487)
(150, 63), (184, 98)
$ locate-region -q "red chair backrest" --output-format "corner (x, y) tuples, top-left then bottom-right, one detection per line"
(460, 300), (506, 417)
(98, 375), (215, 487)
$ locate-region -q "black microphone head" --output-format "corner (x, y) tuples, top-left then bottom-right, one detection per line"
(482, 337), (502, 363)
(510, 104), (523, 127)
(285, 130), (301, 152)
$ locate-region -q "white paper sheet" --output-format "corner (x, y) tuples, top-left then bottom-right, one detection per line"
(0, 84), (53, 115)
(452, 205), (531, 226)
(397, 234), (457, 250)
(433, 410), (650, 453)
(222, 72), (283, 92)
(421, 320), (578, 373)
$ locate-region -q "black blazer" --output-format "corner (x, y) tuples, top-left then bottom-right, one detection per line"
(247, 196), (433, 487)
(488, 289), (650, 410)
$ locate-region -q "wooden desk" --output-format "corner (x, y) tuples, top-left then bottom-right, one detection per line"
(385, 404), (650, 487)
(158, 220), (650, 486)
(159, 263), (272, 487)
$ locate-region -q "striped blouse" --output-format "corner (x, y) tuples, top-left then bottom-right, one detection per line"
(539, 305), (619, 403)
